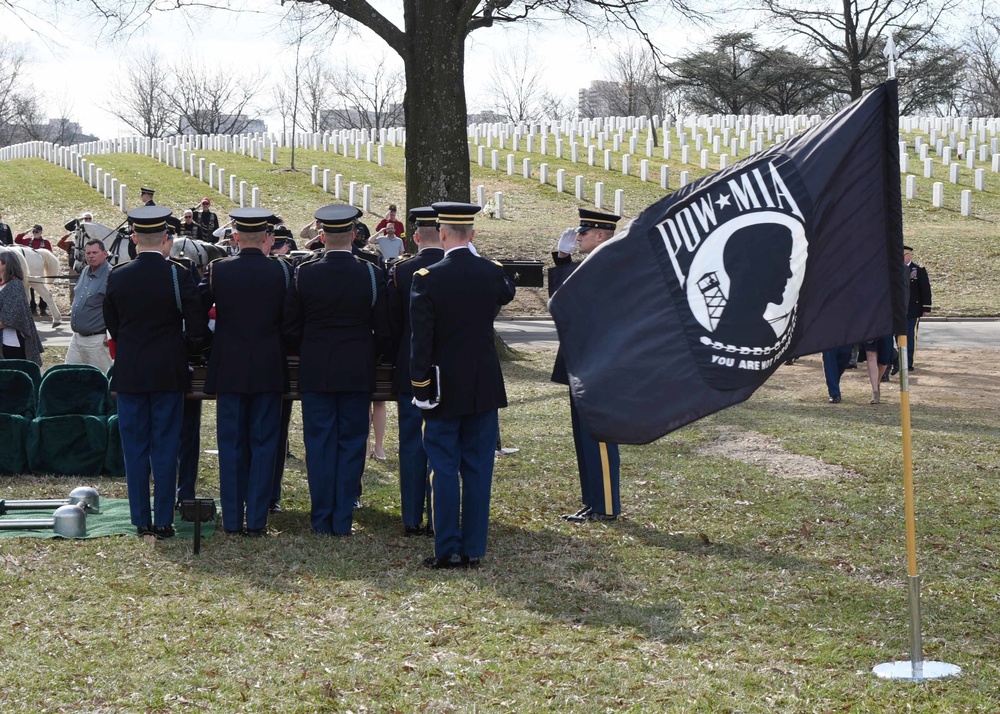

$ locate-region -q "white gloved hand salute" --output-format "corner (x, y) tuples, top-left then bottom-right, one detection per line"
(557, 227), (577, 255)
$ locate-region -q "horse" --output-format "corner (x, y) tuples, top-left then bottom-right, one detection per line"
(71, 221), (133, 273)
(170, 236), (229, 274)
(7, 245), (63, 326)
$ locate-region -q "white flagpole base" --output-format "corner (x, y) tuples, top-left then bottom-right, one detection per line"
(872, 661), (961, 681)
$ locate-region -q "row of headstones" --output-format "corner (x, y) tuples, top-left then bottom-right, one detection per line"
(902, 134), (1000, 165)
(900, 115), (1000, 139)
(904, 177), (976, 216)
(469, 112), (818, 147)
(309, 167), (375, 213)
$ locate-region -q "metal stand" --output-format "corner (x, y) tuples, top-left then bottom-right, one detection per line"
(180, 498), (217, 555)
(873, 340), (960, 681)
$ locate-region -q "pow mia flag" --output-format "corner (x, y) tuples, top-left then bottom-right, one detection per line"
(550, 81), (908, 444)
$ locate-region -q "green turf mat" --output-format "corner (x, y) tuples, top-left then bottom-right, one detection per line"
(0, 498), (217, 539)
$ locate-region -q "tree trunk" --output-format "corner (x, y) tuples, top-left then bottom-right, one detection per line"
(400, 4), (471, 212)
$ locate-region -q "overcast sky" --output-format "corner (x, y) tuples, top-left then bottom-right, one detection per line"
(3, 0), (720, 140)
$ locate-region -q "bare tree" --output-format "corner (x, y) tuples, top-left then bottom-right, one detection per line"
(600, 43), (666, 117)
(0, 38), (42, 147)
(170, 56), (263, 134)
(298, 54), (332, 132)
(758, 0), (957, 101)
(109, 50), (174, 138)
(962, 17), (1000, 115)
(486, 44), (547, 122)
(327, 52), (405, 131)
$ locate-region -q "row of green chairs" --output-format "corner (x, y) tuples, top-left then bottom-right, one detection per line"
(0, 362), (124, 477)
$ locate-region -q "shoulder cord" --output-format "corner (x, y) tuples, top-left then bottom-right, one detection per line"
(367, 261), (377, 309)
(170, 264), (182, 312)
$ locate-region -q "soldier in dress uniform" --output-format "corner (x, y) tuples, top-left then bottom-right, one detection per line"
(388, 206), (444, 536)
(199, 208), (291, 535)
(267, 217), (298, 513)
(410, 202), (516, 569)
(283, 204), (391, 536)
(550, 209), (622, 523)
(103, 206), (209, 538)
(903, 245), (932, 371)
(140, 187), (156, 207)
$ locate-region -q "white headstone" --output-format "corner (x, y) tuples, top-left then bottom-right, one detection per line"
(961, 189), (972, 215)
(932, 181), (944, 207)
(594, 181), (604, 209)
(905, 174), (916, 199)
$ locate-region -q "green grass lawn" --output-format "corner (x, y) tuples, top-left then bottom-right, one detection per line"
(0, 346), (997, 712)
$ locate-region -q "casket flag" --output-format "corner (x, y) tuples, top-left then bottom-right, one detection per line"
(549, 81), (908, 444)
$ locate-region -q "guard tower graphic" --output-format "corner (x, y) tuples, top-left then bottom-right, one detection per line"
(697, 271), (727, 331)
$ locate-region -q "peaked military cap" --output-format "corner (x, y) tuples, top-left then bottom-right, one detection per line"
(127, 206), (173, 234)
(432, 202), (479, 226)
(577, 209), (620, 233)
(140, 187), (155, 196)
(230, 207), (273, 233)
(903, 245), (913, 252)
(315, 204), (362, 232)
(408, 206), (438, 227)
(273, 225), (293, 238)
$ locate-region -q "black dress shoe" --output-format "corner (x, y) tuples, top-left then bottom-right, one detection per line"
(562, 506), (591, 522)
(829, 395), (841, 404)
(136, 525), (154, 537)
(151, 525), (175, 538)
(224, 529), (243, 536)
(586, 512), (618, 522)
(268, 501), (283, 514)
(424, 525), (435, 537)
(404, 525), (423, 536)
(423, 553), (466, 569)
(244, 528), (267, 537)
(462, 556), (481, 569)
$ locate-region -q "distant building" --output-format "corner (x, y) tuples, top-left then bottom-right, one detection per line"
(0, 118), (98, 147)
(177, 116), (267, 135)
(578, 81), (623, 118)
(466, 110), (507, 125)
(318, 106), (404, 132)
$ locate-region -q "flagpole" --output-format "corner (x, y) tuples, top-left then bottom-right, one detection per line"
(872, 337), (960, 681)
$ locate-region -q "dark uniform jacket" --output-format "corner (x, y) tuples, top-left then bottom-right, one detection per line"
(104, 251), (209, 393)
(548, 251), (578, 385)
(195, 209), (220, 241)
(200, 248), (291, 394)
(388, 247), (444, 394)
(0, 221), (12, 246)
(409, 247), (516, 419)
(906, 261), (932, 319)
(283, 251), (391, 393)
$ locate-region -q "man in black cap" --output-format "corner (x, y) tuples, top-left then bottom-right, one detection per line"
(103, 206), (209, 538)
(410, 202), (516, 568)
(903, 245), (932, 371)
(549, 208), (623, 523)
(200, 208), (291, 535)
(388, 206), (444, 536)
(140, 188), (156, 206)
(283, 204), (391, 536)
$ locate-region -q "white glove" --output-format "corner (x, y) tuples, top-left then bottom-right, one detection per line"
(412, 397), (438, 411)
(557, 227), (577, 254)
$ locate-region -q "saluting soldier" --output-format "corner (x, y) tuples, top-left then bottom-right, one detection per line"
(283, 204), (391, 536)
(550, 209), (623, 523)
(388, 206), (444, 537)
(410, 202), (516, 569)
(200, 208), (291, 535)
(103, 206), (209, 538)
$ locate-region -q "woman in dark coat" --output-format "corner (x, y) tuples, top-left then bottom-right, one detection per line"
(0, 250), (44, 365)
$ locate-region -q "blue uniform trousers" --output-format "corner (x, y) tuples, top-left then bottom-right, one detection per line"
(906, 317), (920, 369)
(822, 345), (854, 398)
(271, 399), (294, 503)
(301, 391), (370, 535)
(422, 410), (499, 560)
(176, 399), (202, 502)
(117, 391), (183, 528)
(570, 395), (621, 516)
(397, 396), (433, 529)
(217, 392), (282, 532)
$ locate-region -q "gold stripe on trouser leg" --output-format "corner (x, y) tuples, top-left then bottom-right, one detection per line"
(599, 442), (612, 514)
(422, 418), (435, 529)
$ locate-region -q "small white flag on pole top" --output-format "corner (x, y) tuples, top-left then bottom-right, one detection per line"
(884, 35), (900, 80)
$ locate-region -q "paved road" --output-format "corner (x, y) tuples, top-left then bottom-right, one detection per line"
(495, 318), (1000, 350)
(36, 317), (1000, 350)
